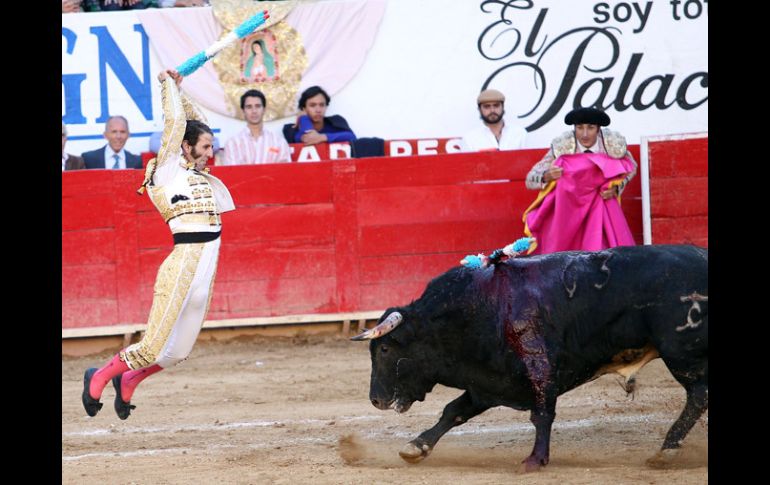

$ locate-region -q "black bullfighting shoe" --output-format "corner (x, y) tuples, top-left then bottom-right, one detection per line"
(112, 375), (136, 420)
(81, 368), (103, 417)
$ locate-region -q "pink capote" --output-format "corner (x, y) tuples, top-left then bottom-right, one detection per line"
(523, 153), (636, 254)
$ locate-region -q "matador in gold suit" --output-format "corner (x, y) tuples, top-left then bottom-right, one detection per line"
(81, 69), (235, 420)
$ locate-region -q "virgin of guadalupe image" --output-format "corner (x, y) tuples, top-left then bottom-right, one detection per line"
(242, 38), (276, 83)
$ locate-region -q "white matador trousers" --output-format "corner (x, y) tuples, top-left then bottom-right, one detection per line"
(121, 237), (220, 369)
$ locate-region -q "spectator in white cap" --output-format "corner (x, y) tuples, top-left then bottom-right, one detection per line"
(460, 89), (527, 152)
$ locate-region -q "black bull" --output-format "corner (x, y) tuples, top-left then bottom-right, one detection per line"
(352, 244), (707, 471)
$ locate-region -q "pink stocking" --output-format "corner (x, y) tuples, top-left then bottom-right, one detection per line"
(120, 364), (163, 402)
(89, 352), (130, 399)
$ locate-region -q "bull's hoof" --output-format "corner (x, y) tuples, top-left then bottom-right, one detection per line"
(624, 376), (637, 395)
(399, 441), (432, 463)
(518, 455), (546, 473)
(646, 448), (680, 468)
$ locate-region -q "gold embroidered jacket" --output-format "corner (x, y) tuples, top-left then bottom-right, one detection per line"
(524, 129), (638, 195)
(143, 77), (235, 234)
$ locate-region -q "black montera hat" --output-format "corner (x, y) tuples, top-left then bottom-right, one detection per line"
(564, 107), (611, 126)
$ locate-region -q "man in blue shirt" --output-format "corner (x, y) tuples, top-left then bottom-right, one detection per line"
(283, 86), (357, 145)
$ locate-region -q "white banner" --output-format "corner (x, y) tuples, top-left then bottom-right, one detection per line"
(62, 0), (707, 157)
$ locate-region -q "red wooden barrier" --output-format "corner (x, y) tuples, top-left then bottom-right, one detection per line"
(647, 135), (708, 247)
(62, 144), (652, 329)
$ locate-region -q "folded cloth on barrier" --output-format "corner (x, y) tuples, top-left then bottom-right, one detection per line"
(351, 137), (385, 158)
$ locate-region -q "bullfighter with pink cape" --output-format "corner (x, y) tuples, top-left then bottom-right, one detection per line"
(523, 152), (636, 254)
(522, 107), (638, 255)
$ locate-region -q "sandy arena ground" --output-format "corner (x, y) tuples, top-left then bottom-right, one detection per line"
(62, 335), (707, 484)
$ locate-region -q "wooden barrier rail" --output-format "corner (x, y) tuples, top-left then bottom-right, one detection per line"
(61, 310), (384, 339)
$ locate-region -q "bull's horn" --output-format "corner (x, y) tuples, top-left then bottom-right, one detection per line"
(350, 312), (403, 341)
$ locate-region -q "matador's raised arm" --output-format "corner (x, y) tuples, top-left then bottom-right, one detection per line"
(155, 71), (208, 168)
(137, 70), (209, 194)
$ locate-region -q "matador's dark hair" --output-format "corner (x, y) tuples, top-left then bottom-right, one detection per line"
(183, 120), (213, 146)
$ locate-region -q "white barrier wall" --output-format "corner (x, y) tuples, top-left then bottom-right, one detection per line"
(62, 0), (707, 156)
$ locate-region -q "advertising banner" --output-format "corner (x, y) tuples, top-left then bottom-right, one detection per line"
(62, 0), (707, 156)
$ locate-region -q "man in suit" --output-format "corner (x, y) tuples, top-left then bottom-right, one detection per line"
(62, 122), (85, 171)
(81, 116), (143, 169)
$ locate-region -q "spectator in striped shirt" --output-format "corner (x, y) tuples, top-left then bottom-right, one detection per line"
(221, 89), (291, 165)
